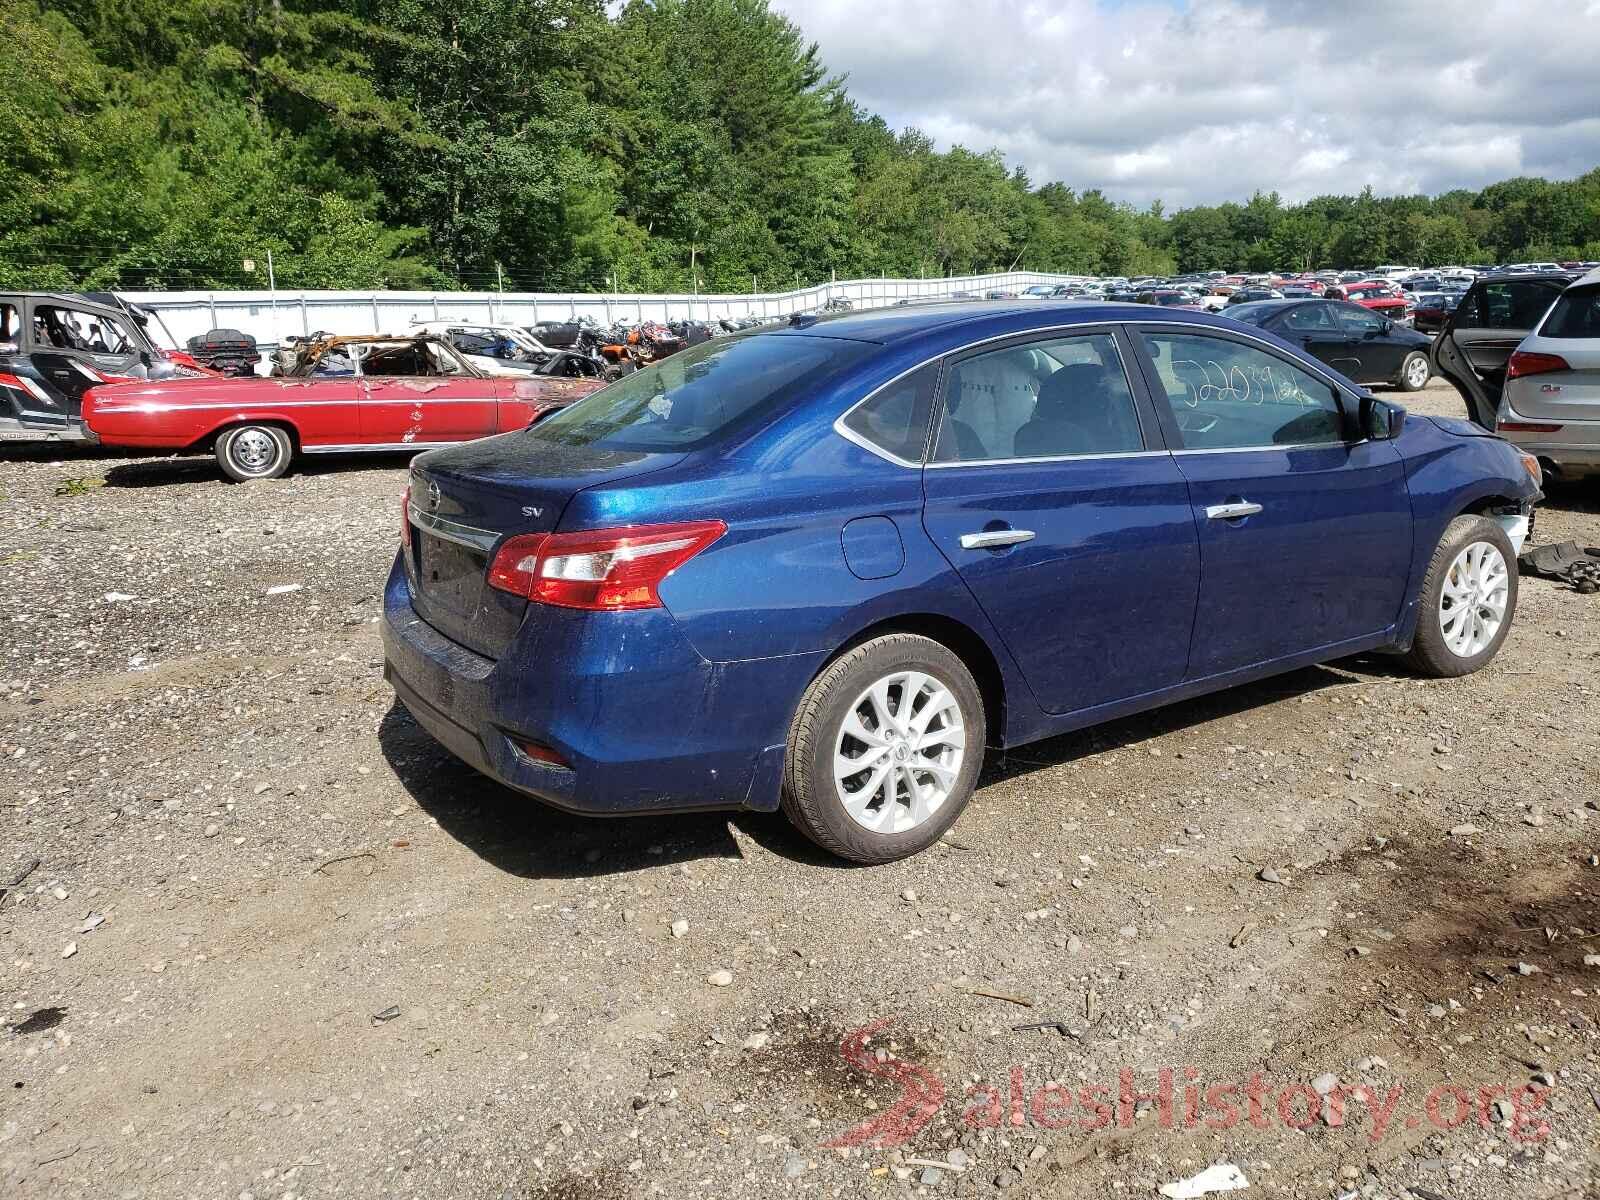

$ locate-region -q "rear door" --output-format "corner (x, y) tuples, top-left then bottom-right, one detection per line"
(1431, 276), (1566, 427)
(1130, 324), (1413, 679)
(919, 326), (1200, 716)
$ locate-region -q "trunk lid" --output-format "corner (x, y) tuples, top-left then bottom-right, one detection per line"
(405, 431), (684, 658)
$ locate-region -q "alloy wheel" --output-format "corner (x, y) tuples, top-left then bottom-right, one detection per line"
(833, 670), (966, 834)
(1438, 540), (1508, 657)
(1405, 354), (1429, 389)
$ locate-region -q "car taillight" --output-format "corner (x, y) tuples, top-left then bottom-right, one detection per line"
(1506, 351), (1570, 380)
(400, 487), (412, 552)
(487, 520), (726, 610)
(1497, 419), (1563, 433)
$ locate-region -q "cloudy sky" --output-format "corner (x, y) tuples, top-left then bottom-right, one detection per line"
(773, 0), (1600, 208)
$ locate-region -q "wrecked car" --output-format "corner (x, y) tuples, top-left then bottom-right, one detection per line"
(0, 291), (216, 443)
(82, 334), (606, 481)
(384, 303), (1542, 864)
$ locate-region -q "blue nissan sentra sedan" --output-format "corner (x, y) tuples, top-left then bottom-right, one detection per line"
(383, 302), (1542, 862)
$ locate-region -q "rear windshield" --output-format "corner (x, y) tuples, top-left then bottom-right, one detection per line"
(526, 331), (872, 451)
(1540, 285), (1600, 339)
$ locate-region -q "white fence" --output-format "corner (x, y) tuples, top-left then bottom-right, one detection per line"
(123, 271), (1084, 370)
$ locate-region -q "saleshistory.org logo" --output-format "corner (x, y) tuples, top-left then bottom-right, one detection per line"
(822, 1021), (1553, 1150)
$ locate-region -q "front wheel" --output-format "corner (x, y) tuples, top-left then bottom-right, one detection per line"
(1406, 514), (1517, 678)
(1396, 351), (1431, 392)
(216, 423), (293, 481)
(782, 634), (985, 863)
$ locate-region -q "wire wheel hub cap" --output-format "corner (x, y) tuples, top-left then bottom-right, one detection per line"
(232, 429), (278, 472)
(834, 670), (965, 834)
(1438, 540), (1508, 658)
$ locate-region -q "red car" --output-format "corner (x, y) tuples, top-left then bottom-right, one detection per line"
(83, 334), (606, 480)
(1324, 280), (1409, 321)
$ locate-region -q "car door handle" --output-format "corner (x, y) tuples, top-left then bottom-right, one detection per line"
(959, 529), (1036, 550)
(1205, 502), (1263, 521)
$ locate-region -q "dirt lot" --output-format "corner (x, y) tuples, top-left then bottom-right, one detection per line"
(3, 379), (1598, 1200)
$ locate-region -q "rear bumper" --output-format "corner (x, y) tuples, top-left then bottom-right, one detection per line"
(380, 553), (819, 816)
(1495, 398), (1600, 475)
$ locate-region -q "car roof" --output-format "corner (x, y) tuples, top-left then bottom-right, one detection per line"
(773, 300), (1256, 348)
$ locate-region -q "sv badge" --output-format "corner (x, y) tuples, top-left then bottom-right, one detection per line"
(521, 505), (543, 518)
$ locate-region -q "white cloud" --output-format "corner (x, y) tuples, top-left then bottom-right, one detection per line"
(776, 0), (1600, 206)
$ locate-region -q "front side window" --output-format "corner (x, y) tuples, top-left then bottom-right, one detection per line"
(840, 364), (939, 462)
(32, 305), (137, 355)
(1140, 331), (1345, 451)
(934, 332), (1142, 462)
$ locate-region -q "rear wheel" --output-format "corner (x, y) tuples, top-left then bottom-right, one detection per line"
(1406, 515), (1517, 677)
(1397, 351), (1430, 392)
(782, 634), (985, 863)
(216, 423), (293, 481)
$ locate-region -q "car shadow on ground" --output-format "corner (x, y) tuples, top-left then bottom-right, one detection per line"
(976, 659), (1373, 786)
(376, 659), (1386, 879)
(376, 701), (849, 878)
(100, 452), (416, 488)
(1539, 478), (1600, 517)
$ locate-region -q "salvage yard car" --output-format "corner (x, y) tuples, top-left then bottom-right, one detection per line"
(0, 291), (213, 442)
(1487, 266), (1600, 480)
(383, 301), (1542, 863)
(82, 333), (605, 481)
(1429, 269), (1572, 431)
(1225, 298), (1434, 391)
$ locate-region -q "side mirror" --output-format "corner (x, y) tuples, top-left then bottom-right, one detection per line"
(1359, 394), (1405, 440)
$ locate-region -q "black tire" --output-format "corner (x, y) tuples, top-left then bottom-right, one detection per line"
(215, 423), (293, 482)
(781, 633), (986, 863)
(1405, 514), (1518, 678)
(1396, 351), (1430, 392)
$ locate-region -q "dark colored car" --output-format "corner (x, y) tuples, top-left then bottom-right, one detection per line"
(0, 290), (211, 443)
(1226, 299), (1434, 391)
(1429, 271), (1572, 428)
(1412, 292), (1465, 336)
(383, 301), (1541, 863)
(1135, 289), (1204, 309)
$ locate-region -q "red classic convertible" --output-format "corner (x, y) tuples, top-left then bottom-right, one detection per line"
(82, 334), (606, 480)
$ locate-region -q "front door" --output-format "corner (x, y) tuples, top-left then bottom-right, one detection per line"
(1280, 301), (1361, 378)
(1131, 325), (1413, 679)
(356, 340), (498, 445)
(19, 298), (148, 425)
(920, 327), (1200, 716)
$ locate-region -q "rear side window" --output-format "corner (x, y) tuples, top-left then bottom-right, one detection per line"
(1282, 304), (1336, 332)
(934, 333), (1142, 462)
(530, 332), (872, 452)
(1539, 285), (1600, 339)
(840, 364), (939, 463)
(1455, 281), (1558, 330)
(1335, 304), (1387, 336)
(0, 303), (17, 347)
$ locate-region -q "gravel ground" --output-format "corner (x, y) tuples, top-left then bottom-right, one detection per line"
(3, 379), (1598, 1200)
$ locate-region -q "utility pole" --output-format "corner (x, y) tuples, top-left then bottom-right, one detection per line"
(689, 243), (698, 321)
(495, 262), (504, 321)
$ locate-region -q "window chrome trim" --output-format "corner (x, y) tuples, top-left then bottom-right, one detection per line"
(829, 315), (1362, 468)
(1169, 442), (1348, 456)
(926, 449), (1169, 470)
(407, 504), (500, 551)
